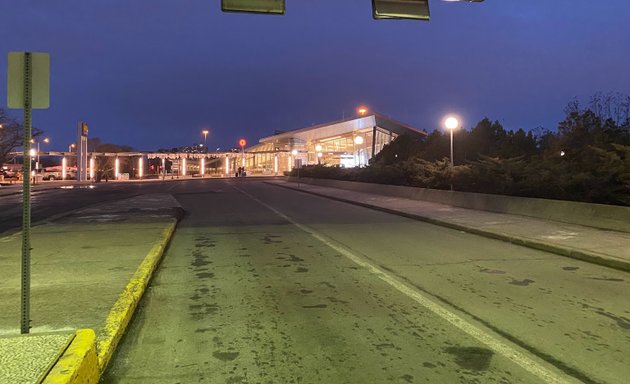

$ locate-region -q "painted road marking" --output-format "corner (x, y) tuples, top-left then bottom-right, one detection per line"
(233, 185), (580, 384)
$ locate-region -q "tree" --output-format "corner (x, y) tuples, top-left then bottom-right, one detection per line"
(0, 108), (43, 165)
(370, 133), (426, 166)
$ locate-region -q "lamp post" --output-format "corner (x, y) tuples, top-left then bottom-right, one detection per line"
(354, 135), (364, 167)
(444, 116), (459, 190)
(32, 137), (49, 173)
(202, 130), (209, 149)
(444, 116), (458, 169)
(29, 148), (36, 184)
(68, 143), (75, 152)
(291, 149), (300, 187)
(315, 144), (323, 165)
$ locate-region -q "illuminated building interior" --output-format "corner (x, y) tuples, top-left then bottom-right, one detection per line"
(244, 113), (427, 175)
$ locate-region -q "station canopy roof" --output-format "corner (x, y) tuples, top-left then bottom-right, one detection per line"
(258, 113), (427, 145)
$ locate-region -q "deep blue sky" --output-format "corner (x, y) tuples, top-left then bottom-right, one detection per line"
(1, 1), (629, 151)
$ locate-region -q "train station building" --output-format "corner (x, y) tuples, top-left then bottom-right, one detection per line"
(244, 113), (426, 175)
(4, 113), (426, 181)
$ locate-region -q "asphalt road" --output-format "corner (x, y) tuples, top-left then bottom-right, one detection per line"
(0, 179), (227, 234)
(101, 180), (629, 384)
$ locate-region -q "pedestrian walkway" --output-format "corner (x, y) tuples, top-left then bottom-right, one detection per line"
(268, 180), (630, 272)
(0, 193), (182, 383)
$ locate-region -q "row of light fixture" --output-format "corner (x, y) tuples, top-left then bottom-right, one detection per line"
(222, 0), (483, 20)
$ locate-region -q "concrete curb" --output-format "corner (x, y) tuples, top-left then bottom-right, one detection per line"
(41, 329), (99, 384)
(268, 182), (630, 273)
(39, 219), (179, 384)
(95, 219), (179, 372)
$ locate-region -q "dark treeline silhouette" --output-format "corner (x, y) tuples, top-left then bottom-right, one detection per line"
(294, 93), (630, 206)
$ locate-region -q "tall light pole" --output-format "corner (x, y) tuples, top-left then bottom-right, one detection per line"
(291, 149), (300, 187)
(354, 135), (364, 167)
(32, 137), (49, 172)
(444, 116), (458, 169)
(202, 130), (209, 148)
(444, 116), (459, 190)
(29, 148), (36, 184)
(315, 144), (323, 165)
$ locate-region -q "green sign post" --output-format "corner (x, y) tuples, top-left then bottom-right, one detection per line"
(7, 51), (50, 334)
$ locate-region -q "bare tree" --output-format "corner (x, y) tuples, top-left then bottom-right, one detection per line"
(588, 92), (630, 125)
(0, 108), (43, 165)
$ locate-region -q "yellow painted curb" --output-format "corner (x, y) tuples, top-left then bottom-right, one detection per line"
(96, 219), (178, 372)
(41, 329), (99, 384)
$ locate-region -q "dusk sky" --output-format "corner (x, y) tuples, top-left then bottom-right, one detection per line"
(1, 1), (629, 152)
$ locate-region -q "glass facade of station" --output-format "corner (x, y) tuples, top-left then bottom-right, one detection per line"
(13, 114), (424, 179)
(243, 114), (426, 175)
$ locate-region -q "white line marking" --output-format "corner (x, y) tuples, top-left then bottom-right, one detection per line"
(234, 184), (578, 384)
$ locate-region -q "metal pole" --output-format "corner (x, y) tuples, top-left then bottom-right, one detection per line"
(450, 129), (454, 169)
(450, 128), (454, 191)
(21, 52), (33, 334)
(35, 141), (40, 184)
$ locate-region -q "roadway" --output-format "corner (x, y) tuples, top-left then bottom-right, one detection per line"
(95, 179), (628, 384)
(0, 179), (206, 235)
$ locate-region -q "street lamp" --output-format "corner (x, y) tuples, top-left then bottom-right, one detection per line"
(354, 135), (364, 167)
(291, 149), (300, 186)
(31, 137), (49, 172)
(444, 116), (459, 190)
(444, 116), (458, 169)
(28, 148), (36, 183)
(357, 106), (368, 116)
(69, 143), (76, 152)
(202, 130), (209, 147)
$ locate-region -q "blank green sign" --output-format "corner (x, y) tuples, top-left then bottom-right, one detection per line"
(7, 52), (50, 109)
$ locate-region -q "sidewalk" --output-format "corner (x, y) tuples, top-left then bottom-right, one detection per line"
(0, 193), (182, 383)
(268, 180), (630, 273)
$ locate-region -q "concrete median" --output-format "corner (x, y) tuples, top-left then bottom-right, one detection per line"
(0, 193), (182, 384)
(42, 329), (99, 384)
(96, 220), (177, 372)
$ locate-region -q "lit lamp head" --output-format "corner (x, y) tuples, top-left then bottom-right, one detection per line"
(357, 106), (368, 116)
(444, 116), (459, 130)
(29, 148), (36, 157)
(44, 138), (50, 143)
(317, 152), (323, 158)
(315, 144), (322, 152)
(354, 136), (364, 145)
(291, 149), (298, 156)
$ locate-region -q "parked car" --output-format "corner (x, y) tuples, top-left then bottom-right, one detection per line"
(41, 169), (76, 180)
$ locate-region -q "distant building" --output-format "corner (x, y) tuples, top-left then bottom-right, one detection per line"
(244, 113), (426, 174)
